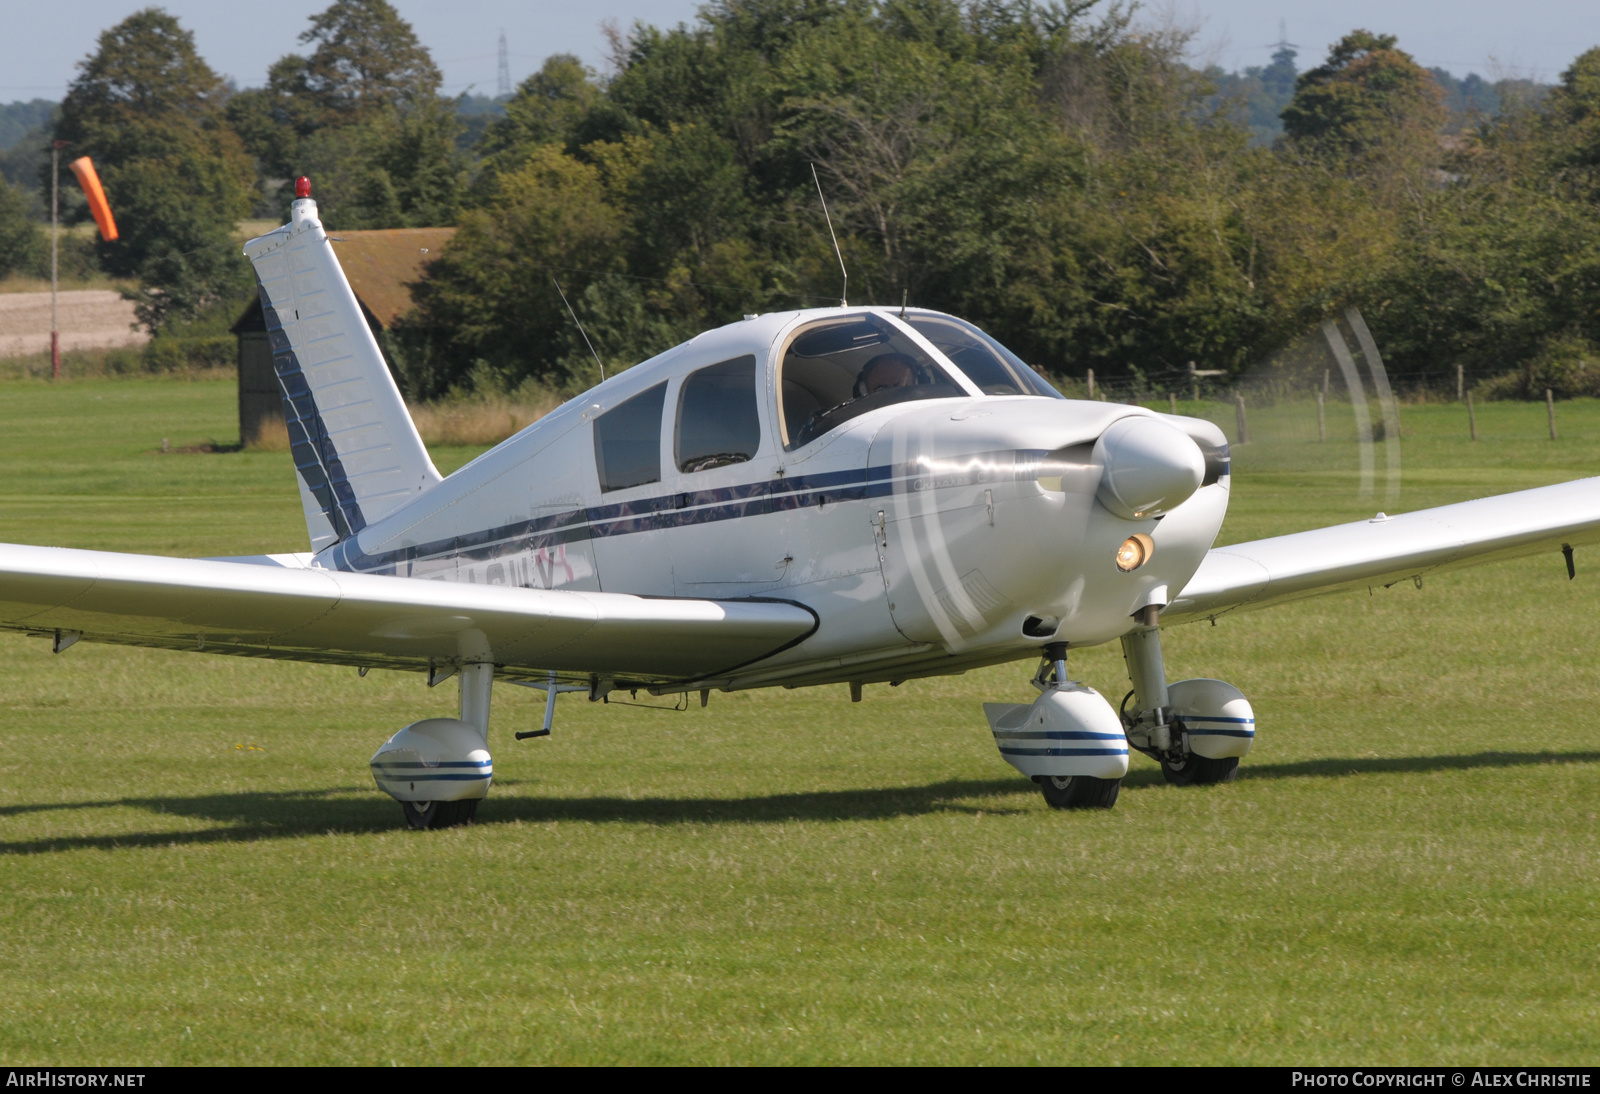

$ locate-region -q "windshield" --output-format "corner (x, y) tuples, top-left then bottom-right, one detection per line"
(904, 314), (1062, 399)
(778, 314), (966, 449)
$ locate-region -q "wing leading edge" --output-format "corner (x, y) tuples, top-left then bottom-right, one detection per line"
(0, 544), (817, 683)
(1165, 477), (1600, 624)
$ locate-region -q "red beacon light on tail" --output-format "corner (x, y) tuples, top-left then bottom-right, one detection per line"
(295, 176), (312, 199)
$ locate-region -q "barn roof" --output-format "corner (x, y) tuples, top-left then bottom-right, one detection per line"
(231, 226), (456, 335)
(327, 227), (456, 328)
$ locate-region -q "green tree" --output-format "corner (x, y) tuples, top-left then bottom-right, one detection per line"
(1545, 47), (1600, 179)
(299, 0), (441, 123)
(474, 54), (603, 182)
(229, 0), (458, 226)
(295, 93), (461, 228)
(1360, 47), (1600, 391)
(400, 146), (624, 394)
(0, 177), (42, 277)
(1281, 31), (1445, 160)
(54, 8), (254, 330)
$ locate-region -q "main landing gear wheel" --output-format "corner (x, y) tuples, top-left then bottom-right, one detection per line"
(1035, 775), (1121, 810)
(401, 799), (480, 830)
(1160, 754), (1239, 787)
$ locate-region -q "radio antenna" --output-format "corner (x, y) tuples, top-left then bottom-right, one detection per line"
(551, 276), (605, 382)
(811, 162), (847, 307)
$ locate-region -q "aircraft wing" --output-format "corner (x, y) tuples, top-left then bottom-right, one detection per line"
(0, 544), (817, 683)
(1165, 477), (1600, 623)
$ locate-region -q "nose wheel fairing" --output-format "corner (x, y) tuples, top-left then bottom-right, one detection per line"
(983, 685), (1130, 781)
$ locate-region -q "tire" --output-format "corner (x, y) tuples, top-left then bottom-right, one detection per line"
(1160, 754), (1239, 787)
(1036, 775), (1121, 810)
(401, 798), (480, 830)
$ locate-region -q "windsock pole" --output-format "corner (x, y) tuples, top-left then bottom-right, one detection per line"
(50, 141), (61, 380)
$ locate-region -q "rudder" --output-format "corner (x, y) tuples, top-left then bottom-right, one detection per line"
(243, 188), (441, 552)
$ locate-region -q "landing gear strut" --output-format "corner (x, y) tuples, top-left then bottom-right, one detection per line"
(1120, 605), (1254, 786)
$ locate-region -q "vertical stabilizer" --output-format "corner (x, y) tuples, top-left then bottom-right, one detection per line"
(243, 186), (442, 552)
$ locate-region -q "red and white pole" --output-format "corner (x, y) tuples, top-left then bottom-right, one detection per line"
(50, 140), (67, 380)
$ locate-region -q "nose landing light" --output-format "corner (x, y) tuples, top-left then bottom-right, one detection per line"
(1116, 533), (1154, 572)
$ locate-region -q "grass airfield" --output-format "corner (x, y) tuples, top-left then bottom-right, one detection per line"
(0, 378), (1596, 1065)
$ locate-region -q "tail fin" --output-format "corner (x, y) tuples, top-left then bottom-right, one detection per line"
(243, 190), (441, 552)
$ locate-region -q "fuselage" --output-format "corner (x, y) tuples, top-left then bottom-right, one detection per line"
(314, 307), (1231, 691)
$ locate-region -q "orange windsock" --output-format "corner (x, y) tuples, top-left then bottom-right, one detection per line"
(68, 156), (117, 242)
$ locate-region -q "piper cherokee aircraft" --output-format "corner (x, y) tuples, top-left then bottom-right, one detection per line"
(3, 180), (1598, 828)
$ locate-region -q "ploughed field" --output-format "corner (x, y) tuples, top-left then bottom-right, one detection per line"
(0, 377), (1595, 1064)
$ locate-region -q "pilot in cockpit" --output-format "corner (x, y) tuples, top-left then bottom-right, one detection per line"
(856, 352), (920, 396)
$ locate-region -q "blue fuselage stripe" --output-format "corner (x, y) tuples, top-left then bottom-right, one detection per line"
(991, 730), (1127, 740)
(998, 746), (1130, 757)
(371, 767), (489, 777)
(328, 450), (1050, 575)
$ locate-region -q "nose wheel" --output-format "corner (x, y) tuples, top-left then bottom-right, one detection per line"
(1035, 774), (1122, 809)
(401, 799), (480, 830)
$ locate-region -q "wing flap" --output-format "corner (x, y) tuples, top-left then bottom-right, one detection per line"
(0, 544), (817, 682)
(1166, 477), (1600, 623)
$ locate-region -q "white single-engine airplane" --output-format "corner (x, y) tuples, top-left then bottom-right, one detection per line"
(3, 182), (1597, 827)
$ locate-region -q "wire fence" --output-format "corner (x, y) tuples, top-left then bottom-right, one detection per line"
(1045, 363), (1549, 407)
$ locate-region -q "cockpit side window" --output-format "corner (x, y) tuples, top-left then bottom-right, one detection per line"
(905, 315), (1063, 399)
(676, 355), (761, 473)
(594, 382), (667, 492)
(778, 314), (964, 450)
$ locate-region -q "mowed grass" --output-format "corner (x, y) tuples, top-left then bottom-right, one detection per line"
(0, 377), (1596, 1065)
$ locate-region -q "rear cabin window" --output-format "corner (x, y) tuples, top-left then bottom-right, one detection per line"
(779, 314), (964, 449)
(905, 314), (1063, 398)
(676, 355), (761, 473)
(594, 382), (666, 492)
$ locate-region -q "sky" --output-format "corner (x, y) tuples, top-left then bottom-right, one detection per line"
(1, 0), (1594, 102)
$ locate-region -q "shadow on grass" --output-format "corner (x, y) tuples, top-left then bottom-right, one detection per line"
(1115, 749), (1600, 790)
(5, 750), (1595, 854)
(1231, 749), (1600, 783)
(0, 777), (1032, 855)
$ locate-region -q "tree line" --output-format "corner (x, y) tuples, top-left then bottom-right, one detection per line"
(1, 0), (1597, 401)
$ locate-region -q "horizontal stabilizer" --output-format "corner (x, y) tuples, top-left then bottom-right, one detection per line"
(243, 197), (441, 551)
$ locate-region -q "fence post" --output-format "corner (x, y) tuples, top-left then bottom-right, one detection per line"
(1234, 393), (1250, 444)
(1547, 389), (1557, 440)
(1467, 390), (1477, 442)
(1087, 369), (1094, 399)
(1322, 368), (1330, 399)
(1169, 392), (1177, 415)
(1317, 390), (1326, 442)
(1457, 364), (1464, 402)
